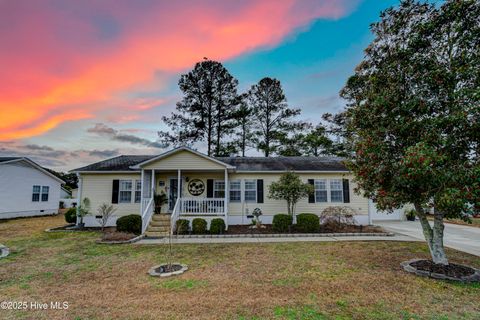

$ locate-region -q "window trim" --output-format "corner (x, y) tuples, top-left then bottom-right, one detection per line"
(134, 180), (142, 203)
(119, 180), (133, 203)
(32, 185), (41, 202)
(41, 186), (49, 202)
(229, 180), (241, 202)
(213, 180), (225, 199)
(314, 179), (328, 203)
(330, 179), (344, 203)
(244, 179), (257, 203)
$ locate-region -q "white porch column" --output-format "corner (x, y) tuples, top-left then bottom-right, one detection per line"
(224, 168), (229, 229)
(177, 169), (182, 211)
(151, 169), (155, 197)
(140, 169), (144, 214)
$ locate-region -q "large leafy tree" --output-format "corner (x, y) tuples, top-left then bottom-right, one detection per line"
(341, 0), (480, 265)
(248, 77), (302, 157)
(159, 60), (239, 156)
(232, 94), (255, 157)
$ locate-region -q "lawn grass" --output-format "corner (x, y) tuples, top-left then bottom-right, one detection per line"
(0, 215), (479, 320)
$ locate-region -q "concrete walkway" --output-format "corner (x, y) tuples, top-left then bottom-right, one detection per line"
(136, 234), (418, 245)
(377, 221), (480, 257)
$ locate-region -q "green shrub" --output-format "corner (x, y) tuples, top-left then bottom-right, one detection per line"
(210, 218), (226, 234)
(192, 218), (207, 234)
(65, 208), (77, 224)
(116, 214), (142, 235)
(176, 219), (190, 234)
(272, 214), (293, 233)
(296, 213), (320, 233)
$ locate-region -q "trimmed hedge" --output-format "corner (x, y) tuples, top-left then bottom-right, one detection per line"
(210, 218), (226, 234)
(272, 214), (293, 233)
(116, 214), (142, 235)
(65, 208), (77, 224)
(192, 218), (207, 234)
(296, 213), (320, 233)
(176, 219), (190, 235)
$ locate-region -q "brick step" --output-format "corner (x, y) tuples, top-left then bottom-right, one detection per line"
(151, 214), (171, 222)
(145, 231), (169, 238)
(147, 226), (170, 232)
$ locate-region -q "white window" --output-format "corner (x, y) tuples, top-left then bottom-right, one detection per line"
(119, 180), (132, 203)
(244, 179), (257, 202)
(330, 179), (343, 202)
(134, 180), (142, 203)
(213, 180), (225, 198)
(41, 186), (49, 202)
(314, 179), (328, 203)
(32, 185), (40, 202)
(229, 180), (241, 202)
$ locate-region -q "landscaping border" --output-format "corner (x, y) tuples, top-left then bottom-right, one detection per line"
(401, 258), (480, 282)
(148, 263), (188, 277)
(168, 232), (394, 239)
(96, 234), (144, 244)
(0, 244), (10, 259)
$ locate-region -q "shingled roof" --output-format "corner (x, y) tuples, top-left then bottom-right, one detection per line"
(72, 155), (347, 172)
(0, 157), (22, 163)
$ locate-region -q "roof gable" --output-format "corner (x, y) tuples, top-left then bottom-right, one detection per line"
(133, 147), (234, 170)
(0, 157), (65, 183)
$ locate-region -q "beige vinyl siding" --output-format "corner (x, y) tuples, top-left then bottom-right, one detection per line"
(80, 173), (141, 217)
(143, 150), (226, 170)
(227, 172), (368, 216)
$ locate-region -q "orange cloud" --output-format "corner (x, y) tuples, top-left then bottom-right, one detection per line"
(0, 0), (357, 140)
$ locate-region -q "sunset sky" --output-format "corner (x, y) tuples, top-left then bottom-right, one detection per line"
(0, 0), (399, 171)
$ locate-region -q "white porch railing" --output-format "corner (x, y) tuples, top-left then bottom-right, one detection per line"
(180, 198), (226, 215)
(141, 197), (154, 234)
(170, 197), (181, 234)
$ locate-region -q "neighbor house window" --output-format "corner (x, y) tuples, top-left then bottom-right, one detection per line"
(330, 179), (343, 202)
(119, 180), (132, 203)
(134, 180), (142, 203)
(314, 179), (328, 203)
(229, 180), (241, 202)
(41, 186), (49, 202)
(213, 180), (225, 198)
(32, 185), (41, 202)
(244, 179), (257, 202)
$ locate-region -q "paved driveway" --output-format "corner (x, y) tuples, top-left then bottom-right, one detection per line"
(377, 221), (480, 257)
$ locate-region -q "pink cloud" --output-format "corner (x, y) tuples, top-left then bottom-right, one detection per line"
(0, 0), (358, 140)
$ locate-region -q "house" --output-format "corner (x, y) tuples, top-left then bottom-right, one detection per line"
(72, 147), (403, 236)
(61, 186), (72, 199)
(0, 157), (64, 219)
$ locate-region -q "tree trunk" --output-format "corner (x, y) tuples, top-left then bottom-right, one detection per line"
(414, 203), (448, 265)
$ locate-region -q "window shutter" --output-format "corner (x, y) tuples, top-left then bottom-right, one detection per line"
(257, 179), (264, 203)
(343, 179), (350, 203)
(206, 179), (214, 198)
(308, 179), (315, 203)
(112, 180), (119, 204)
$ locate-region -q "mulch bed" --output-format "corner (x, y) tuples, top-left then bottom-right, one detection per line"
(48, 224), (116, 232)
(411, 260), (476, 278)
(101, 231), (137, 242)
(155, 264), (183, 273)
(226, 224), (385, 235)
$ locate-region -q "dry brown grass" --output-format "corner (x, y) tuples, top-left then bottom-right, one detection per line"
(0, 215), (479, 320)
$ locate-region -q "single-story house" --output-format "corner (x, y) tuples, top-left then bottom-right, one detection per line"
(0, 157), (64, 219)
(71, 147), (404, 236)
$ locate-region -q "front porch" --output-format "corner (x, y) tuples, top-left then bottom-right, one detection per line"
(140, 168), (230, 235)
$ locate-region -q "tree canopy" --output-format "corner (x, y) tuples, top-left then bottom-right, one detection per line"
(341, 0), (480, 264)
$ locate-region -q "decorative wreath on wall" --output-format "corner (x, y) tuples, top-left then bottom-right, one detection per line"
(187, 179), (205, 196)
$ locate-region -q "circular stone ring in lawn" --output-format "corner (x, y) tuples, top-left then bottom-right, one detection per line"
(401, 259), (480, 282)
(148, 263), (188, 277)
(0, 244), (9, 259)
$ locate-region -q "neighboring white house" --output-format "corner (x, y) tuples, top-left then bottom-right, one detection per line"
(71, 147), (405, 236)
(0, 157), (64, 219)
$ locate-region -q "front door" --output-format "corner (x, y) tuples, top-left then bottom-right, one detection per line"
(168, 178), (178, 211)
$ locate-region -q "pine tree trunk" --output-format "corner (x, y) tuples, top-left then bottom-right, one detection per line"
(414, 203), (449, 265)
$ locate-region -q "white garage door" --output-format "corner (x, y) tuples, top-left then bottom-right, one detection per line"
(369, 200), (404, 221)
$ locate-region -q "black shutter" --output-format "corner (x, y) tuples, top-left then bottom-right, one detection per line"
(343, 179), (350, 203)
(206, 179), (214, 198)
(112, 180), (119, 204)
(308, 179), (315, 203)
(257, 179), (264, 203)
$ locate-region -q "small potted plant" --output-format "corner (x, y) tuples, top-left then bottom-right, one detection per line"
(405, 209), (416, 221)
(154, 192), (168, 214)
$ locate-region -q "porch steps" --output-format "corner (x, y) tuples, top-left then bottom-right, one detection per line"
(145, 214), (171, 238)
